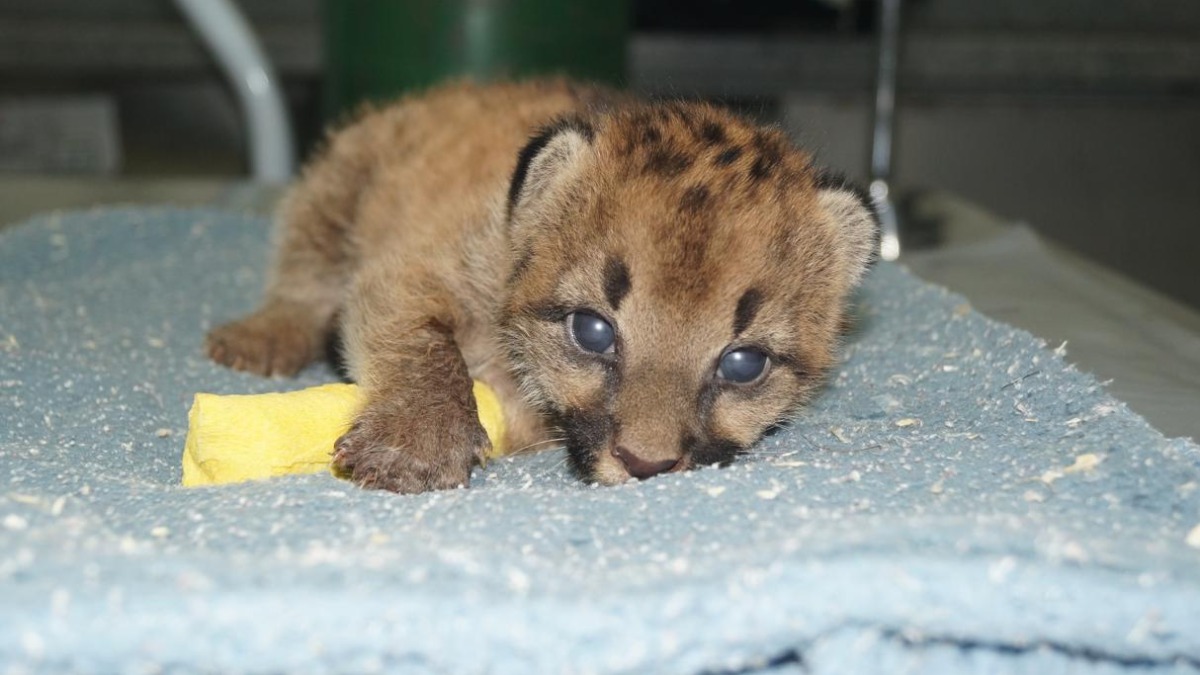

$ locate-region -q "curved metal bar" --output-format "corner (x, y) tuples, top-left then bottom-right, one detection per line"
(173, 0), (295, 183)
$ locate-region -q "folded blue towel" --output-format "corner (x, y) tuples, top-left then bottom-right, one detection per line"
(1, 208), (1197, 674)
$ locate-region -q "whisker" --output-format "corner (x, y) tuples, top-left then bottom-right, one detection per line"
(551, 455), (571, 472)
(508, 436), (566, 455)
(745, 446), (797, 457)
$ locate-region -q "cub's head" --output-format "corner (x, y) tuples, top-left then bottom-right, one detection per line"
(499, 101), (877, 484)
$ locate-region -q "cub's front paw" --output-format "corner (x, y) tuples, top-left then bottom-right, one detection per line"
(331, 404), (489, 494)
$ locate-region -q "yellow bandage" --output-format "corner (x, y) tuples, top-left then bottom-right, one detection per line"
(181, 381), (507, 487)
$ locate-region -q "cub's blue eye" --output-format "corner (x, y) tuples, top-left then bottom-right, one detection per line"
(718, 347), (769, 384)
(569, 311), (615, 354)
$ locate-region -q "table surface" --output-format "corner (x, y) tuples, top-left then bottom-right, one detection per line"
(2, 176), (1197, 441)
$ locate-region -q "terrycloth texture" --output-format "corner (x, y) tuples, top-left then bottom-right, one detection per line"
(181, 381), (508, 487)
(1, 208), (1198, 674)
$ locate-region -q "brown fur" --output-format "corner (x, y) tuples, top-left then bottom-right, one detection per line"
(206, 79), (878, 493)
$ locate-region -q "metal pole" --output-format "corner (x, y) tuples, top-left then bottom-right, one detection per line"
(870, 0), (901, 260)
(173, 0), (295, 183)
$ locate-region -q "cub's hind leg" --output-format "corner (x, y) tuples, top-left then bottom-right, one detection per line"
(207, 130), (374, 376)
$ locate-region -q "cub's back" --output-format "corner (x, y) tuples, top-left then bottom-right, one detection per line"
(341, 80), (614, 255)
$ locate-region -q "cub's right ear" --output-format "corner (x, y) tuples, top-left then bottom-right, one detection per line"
(507, 116), (595, 218)
(814, 169), (880, 289)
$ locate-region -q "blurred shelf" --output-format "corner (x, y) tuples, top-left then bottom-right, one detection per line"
(0, 176), (279, 228)
(1, 16), (1198, 100)
(630, 33), (1200, 98)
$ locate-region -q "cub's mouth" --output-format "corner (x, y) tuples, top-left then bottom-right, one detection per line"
(550, 407), (744, 485)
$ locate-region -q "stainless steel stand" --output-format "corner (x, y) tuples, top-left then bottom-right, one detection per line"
(870, 0), (902, 260)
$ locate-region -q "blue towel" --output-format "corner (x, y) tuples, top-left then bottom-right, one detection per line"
(1, 208), (1197, 673)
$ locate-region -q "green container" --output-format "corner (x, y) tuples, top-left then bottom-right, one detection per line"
(323, 0), (629, 118)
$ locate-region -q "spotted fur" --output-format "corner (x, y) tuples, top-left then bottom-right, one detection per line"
(205, 79), (878, 493)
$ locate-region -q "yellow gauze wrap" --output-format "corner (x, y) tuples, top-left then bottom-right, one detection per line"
(181, 381), (507, 487)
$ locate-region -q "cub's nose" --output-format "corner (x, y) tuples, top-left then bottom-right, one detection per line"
(611, 446), (680, 479)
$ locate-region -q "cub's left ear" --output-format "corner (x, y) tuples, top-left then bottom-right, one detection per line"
(814, 170), (880, 288)
(507, 116), (596, 218)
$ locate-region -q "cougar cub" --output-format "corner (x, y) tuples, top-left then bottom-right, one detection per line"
(206, 79), (878, 493)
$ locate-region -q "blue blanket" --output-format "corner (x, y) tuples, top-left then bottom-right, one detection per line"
(1, 208), (1198, 673)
